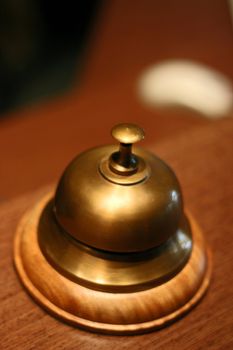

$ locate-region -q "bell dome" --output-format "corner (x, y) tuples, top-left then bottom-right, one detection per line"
(54, 124), (184, 253)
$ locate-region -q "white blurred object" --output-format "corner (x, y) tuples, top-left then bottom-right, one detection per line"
(138, 60), (233, 118)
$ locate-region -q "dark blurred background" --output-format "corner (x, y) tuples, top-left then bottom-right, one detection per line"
(0, 0), (101, 113)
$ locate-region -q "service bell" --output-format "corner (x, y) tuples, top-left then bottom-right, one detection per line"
(14, 123), (211, 334)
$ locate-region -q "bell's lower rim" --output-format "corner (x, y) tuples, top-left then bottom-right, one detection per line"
(37, 193), (193, 293)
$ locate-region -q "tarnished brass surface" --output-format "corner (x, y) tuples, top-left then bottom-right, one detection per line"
(39, 197), (192, 292)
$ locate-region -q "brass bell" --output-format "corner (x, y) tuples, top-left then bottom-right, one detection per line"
(14, 123), (211, 334)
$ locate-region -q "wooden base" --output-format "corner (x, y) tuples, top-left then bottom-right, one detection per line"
(14, 195), (211, 335)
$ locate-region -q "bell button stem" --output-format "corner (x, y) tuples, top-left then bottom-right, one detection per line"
(118, 143), (135, 168)
(109, 143), (138, 175)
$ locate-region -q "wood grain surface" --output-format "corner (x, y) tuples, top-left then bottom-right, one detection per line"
(0, 117), (233, 349)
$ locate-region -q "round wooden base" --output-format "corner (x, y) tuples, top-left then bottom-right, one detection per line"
(14, 196), (211, 335)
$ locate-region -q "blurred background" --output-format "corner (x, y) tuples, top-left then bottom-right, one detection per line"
(0, 0), (233, 200)
(0, 0), (100, 112)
